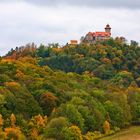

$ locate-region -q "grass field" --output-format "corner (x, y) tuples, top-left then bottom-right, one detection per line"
(100, 126), (140, 140)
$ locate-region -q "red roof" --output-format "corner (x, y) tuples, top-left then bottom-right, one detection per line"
(88, 32), (94, 35)
(95, 32), (110, 37)
(87, 32), (110, 37)
(70, 40), (78, 44)
(70, 40), (78, 42)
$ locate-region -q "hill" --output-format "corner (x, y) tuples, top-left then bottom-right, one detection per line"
(0, 38), (140, 139)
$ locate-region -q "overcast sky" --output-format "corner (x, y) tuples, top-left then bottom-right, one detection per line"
(0, 0), (140, 56)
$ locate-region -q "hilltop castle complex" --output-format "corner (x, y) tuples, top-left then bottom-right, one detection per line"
(81, 24), (111, 44)
(69, 24), (126, 45)
(69, 24), (112, 45)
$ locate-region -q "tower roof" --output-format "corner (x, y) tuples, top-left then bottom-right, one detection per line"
(105, 24), (111, 29)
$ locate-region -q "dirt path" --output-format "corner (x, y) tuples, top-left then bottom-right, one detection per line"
(101, 126), (140, 140)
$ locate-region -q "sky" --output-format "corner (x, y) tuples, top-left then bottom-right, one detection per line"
(0, 0), (140, 56)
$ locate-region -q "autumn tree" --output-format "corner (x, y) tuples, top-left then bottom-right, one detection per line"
(103, 120), (110, 135)
(44, 117), (68, 139)
(10, 113), (16, 128)
(62, 125), (83, 140)
(0, 114), (4, 139)
(0, 114), (3, 128)
(39, 92), (58, 116)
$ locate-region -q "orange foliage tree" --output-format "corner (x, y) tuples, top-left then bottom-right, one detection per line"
(39, 92), (58, 116)
(103, 120), (110, 134)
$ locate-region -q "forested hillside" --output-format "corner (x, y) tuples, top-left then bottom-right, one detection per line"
(1, 38), (140, 139)
(36, 39), (140, 82)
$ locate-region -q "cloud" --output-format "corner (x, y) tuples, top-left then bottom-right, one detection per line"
(0, 1), (139, 56)
(18, 0), (140, 9)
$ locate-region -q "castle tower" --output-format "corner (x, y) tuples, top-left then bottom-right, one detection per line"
(105, 24), (111, 33)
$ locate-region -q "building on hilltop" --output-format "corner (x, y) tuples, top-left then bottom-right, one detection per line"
(69, 40), (78, 45)
(81, 24), (111, 44)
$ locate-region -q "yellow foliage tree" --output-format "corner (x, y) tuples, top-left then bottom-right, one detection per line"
(29, 114), (48, 139)
(34, 114), (45, 127)
(0, 114), (4, 139)
(4, 114), (26, 139)
(69, 125), (83, 140)
(103, 120), (110, 135)
(44, 116), (48, 125)
(0, 114), (3, 127)
(30, 127), (39, 138)
(4, 127), (26, 140)
(15, 70), (25, 79)
(84, 131), (102, 140)
(10, 113), (16, 128)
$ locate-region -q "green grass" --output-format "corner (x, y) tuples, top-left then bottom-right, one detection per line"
(100, 126), (140, 140)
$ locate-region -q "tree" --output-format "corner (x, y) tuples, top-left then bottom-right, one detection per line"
(62, 125), (83, 140)
(5, 82), (43, 117)
(131, 40), (138, 46)
(36, 44), (46, 57)
(0, 114), (4, 139)
(127, 86), (140, 122)
(55, 104), (84, 131)
(103, 120), (110, 135)
(4, 127), (26, 140)
(111, 71), (134, 87)
(104, 101), (125, 127)
(10, 114), (16, 128)
(0, 114), (3, 128)
(28, 114), (47, 137)
(45, 117), (68, 139)
(4, 114), (26, 140)
(39, 92), (58, 116)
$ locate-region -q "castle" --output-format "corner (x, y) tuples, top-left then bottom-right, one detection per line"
(69, 24), (112, 45)
(81, 24), (111, 44)
(69, 24), (126, 45)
